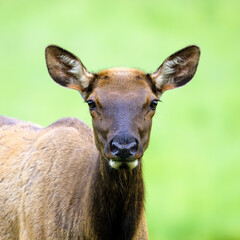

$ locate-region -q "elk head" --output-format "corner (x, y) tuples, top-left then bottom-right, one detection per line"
(45, 45), (200, 170)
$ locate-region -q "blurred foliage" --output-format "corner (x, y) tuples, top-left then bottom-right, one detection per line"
(0, 0), (240, 239)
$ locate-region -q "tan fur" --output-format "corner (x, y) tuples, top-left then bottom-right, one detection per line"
(0, 116), (148, 239)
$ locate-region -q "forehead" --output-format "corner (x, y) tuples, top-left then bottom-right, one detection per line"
(91, 68), (154, 100)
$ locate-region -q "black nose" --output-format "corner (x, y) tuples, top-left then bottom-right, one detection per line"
(110, 134), (138, 160)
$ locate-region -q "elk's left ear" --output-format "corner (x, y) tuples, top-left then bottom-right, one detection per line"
(150, 45), (200, 95)
(45, 45), (95, 99)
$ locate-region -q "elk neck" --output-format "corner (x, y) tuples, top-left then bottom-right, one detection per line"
(87, 154), (145, 240)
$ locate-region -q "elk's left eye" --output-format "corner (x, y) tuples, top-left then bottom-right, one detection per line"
(150, 100), (158, 110)
(87, 100), (96, 110)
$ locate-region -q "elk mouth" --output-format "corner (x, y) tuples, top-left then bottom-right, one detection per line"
(108, 159), (139, 170)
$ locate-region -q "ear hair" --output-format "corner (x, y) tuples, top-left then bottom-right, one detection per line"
(150, 45), (200, 95)
(45, 45), (94, 99)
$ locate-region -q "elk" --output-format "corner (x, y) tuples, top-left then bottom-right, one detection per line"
(0, 45), (200, 240)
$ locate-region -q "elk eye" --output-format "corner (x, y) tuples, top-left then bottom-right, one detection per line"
(87, 100), (96, 110)
(150, 100), (158, 110)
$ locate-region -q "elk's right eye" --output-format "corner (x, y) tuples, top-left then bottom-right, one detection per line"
(87, 100), (96, 110)
(150, 99), (159, 110)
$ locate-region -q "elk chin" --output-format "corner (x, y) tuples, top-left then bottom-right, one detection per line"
(109, 159), (139, 170)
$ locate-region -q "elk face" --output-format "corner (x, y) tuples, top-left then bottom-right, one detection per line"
(85, 69), (158, 169)
(45, 45), (200, 170)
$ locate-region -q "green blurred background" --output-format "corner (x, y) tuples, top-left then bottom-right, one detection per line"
(0, 0), (239, 239)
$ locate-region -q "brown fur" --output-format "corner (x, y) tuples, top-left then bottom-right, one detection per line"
(0, 45), (200, 239)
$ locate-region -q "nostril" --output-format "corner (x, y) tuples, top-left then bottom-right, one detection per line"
(129, 140), (138, 155)
(110, 140), (119, 155)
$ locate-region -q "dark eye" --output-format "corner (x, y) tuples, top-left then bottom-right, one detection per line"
(87, 100), (96, 110)
(150, 100), (158, 110)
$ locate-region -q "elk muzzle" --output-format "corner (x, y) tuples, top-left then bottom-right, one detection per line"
(105, 132), (143, 170)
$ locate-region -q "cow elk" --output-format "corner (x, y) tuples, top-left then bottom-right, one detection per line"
(0, 45), (200, 239)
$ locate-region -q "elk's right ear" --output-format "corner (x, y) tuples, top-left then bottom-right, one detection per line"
(45, 45), (95, 99)
(150, 45), (200, 95)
